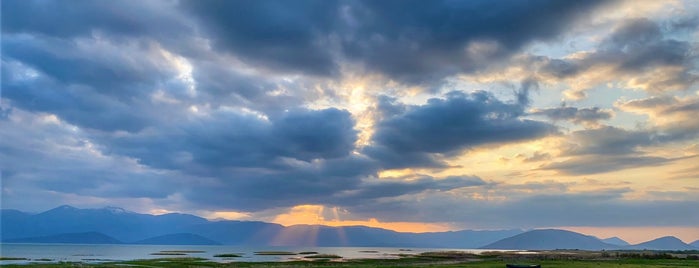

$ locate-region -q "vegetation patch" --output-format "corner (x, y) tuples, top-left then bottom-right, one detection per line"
(151, 252), (187, 256)
(3, 250), (699, 268)
(298, 251), (318, 255)
(417, 251), (480, 259)
(151, 250), (207, 256)
(213, 253), (243, 258)
(304, 254), (342, 259)
(0, 257), (27, 261)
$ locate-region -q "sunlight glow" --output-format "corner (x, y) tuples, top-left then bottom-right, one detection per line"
(272, 204), (454, 233)
(205, 211), (251, 220)
(159, 48), (197, 97)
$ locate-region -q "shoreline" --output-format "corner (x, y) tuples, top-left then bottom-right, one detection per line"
(2, 249), (698, 267)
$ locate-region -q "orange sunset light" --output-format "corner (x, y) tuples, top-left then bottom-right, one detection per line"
(272, 204), (453, 233)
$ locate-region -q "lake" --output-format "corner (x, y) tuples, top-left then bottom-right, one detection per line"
(0, 244), (491, 264)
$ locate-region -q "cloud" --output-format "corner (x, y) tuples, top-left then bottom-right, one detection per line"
(517, 151), (552, 163)
(2, 0), (697, 232)
(0, 108), (180, 202)
(1, 106), (488, 212)
(538, 123), (699, 175)
(563, 126), (655, 156)
(340, 0), (607, 84)
(1, 35), (185, 132)
(166, 159), (489, 211)
(347, 186), (699, 228)
(1, 0), (192, 42)
(103, 107), (358, 172)
(541, 155), (671, 175)
(616, 95), (699, 141)
(539, 18), (698, 96)
(530, 105), (612, 126)
(537, 126), (665, 174)
(181, 0), (339, 76)
(335, 175), (486, 203)
(180, 0), (607, 83)
(366, 88), (556, 168)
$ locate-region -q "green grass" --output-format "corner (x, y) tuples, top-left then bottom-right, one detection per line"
(1, 250), (698, 267)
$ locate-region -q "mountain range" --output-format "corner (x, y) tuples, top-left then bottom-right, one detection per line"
(2, 206), (697, 251)
(481, 229), (616, 250)
(601, 236), (630, 246)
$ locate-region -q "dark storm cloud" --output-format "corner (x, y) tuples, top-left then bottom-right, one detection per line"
(602, 18), (692, 72)
(616, 95), (699, 142)
(191, 61), (279, 106)
(273, 109), (358, 160)
(493, 193), (699, 227)
(539, 125), (697, 175)
(565, 126), (655, 156)
(4, 0), (697, 229)
(180, 0), (607, 82)
(97, 107), (364, 210)
(2, 35), (174, 97)
(541, 155), (671, 175)
(0, 36), (175, 133)
(366, 89), (556, 168)
(1, 0), (191, 41)
(176, 159), (487, 211)
(530, 105), (612, 125)
(105, 108), (358, 171)
(619, 95), (699, 116)
(538, 18), (698, 92)
(336, 175), (486, 204)
(3, 0), (608, 83)
(0, 105), (495, 211)
(2, 65), (153, 132)
(181, 156), (376, 210)
(0, 109), (178, 200)
(181, 0), (340, 76)
(348, 187), (699, 227)
(340, 0), (607, 84)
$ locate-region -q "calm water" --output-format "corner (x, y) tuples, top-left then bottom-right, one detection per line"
(0, 244), (490, 264)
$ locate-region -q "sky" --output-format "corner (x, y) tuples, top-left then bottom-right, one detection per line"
(1, 0), (698, 244)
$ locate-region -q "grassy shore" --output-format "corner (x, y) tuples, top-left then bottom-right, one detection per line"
(2, 250), (698, 267)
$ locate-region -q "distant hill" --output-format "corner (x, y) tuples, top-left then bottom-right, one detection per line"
(481, 229), (618, 250)
(5, 232), (121, 244)
(134, 233), (221, 245)
(626, 236), (696, 250)
(691, 240), (699, 248)
(2, 205), (691, 250)
(408, 229), (524, 249)
(1, 205), (521, 248)
(181, 220), (285, 246)
(601, 236), (629, 246)
(1, 205), (209, 242)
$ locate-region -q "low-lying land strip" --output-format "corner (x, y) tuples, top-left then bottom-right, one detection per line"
(1, 250), (697, 267)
